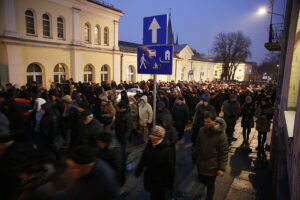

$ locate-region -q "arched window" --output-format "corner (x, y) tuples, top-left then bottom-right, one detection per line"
(127, 66), (135, 82)
(84, 23), (91, 42)
(57, 17), (64, 39)
(83, 65), (93, 82)
(27, 63), (43, 85)
(54, 64), (67, 83)
(94, 25), (100, 44)
(104, 27), (109, 45)
(101, 65), (109, 82)
(42, 14), (51, 37)
(25, 10), (35, 35)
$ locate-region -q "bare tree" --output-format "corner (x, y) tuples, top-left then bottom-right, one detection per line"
(257, 52), (281, 81)
(213, 31), (252, 80)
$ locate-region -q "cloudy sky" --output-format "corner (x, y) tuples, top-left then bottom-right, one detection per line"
(107, 0), (286, 63)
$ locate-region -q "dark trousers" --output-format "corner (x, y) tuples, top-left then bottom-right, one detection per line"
(149, 189), (168, 200)
(242, 127), (251, 144)
(198, 173), (216, 200)
(175, 123), (185, 141)
(226, 122), (236, 143)
(258, 131), (267, 149)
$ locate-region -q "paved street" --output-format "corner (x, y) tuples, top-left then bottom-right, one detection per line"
(123, 119), (271, 200)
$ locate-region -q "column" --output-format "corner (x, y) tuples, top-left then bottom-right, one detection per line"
(72, 8), (81, 45)
(3, 0), (17, 36)
(113, 20), (119, 50)
(113, 53), (121, 83)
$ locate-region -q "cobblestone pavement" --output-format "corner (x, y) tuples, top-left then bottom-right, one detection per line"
(123, 119), (271, 200)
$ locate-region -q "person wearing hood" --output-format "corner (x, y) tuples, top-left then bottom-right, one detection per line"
(135, 126), (175, 200)
(78, 109), (103, 146)
(221, 94), (241, 144)
(192, 112), (228, 200)
(138, 95), (153, 142)
(172, 97), (189, 142)
(192, 97), (216, 144)
(241, 96), (255, 146)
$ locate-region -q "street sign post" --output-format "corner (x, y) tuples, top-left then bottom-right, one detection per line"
(140, 14), (171, 127)
(137, 45), (173, 75)
(143, 15), (167, 45)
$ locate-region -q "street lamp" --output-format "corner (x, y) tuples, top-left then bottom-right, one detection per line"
(257, 6), (285, 49)
(256, 6), (285, 21)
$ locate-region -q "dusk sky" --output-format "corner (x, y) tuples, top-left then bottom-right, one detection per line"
(107, 0), (286, 64)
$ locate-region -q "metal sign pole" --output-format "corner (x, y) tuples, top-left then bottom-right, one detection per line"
(153, 74), (157, 127)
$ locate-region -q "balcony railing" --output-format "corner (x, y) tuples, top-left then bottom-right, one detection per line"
(265, 23), (284, 51)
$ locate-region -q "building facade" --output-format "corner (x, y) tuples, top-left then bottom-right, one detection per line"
(269, 0), (300, 199)
(0, 0), (251, 88)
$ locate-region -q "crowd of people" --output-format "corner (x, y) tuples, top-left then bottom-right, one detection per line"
(0, 79), (276, 200)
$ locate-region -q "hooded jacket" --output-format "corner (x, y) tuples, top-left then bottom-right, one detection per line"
(193, 117), (228, 176)
(138, 96), (153, 125)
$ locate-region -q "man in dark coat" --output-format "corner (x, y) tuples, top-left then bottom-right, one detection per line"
(96, 131), (125, 186)
(156, 101), (173, 127)
(193, 113), (228, 200)
(172, 97), (189, 141)
(135, 126), (175, 200)
(241, 96), (255, 146)
(192, 97), (216, 144)
(67, 145), (120, 200)
(78, 109), (103, 146)
(222, 94), (241, 144)
(39, 103), (60, 160)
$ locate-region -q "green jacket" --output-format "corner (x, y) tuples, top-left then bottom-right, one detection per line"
(192, 117), (228, 176)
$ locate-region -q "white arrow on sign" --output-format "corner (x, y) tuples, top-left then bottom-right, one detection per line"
(148, 17), (160, 43)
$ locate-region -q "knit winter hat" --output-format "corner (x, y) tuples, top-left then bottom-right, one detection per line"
(69, 145), (98, 165)
(149, 125), (166, 139)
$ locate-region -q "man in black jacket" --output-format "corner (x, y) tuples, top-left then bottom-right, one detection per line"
(67, 145), (120, 200)
(172, 97), (189, 142)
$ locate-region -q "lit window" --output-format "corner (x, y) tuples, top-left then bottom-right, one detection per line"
(84, 65), (93, 82)
(54, 64), (67, 83)
(27, 63), (43, 85)
(101, 65), (109, 82)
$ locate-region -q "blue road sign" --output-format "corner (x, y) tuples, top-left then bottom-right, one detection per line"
(138, 45), (173, 75)
(143, 15), (167, 45)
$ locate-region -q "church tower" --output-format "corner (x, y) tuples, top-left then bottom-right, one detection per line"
(167, 12), (174, 44)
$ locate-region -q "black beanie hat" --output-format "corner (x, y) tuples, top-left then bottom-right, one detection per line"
(69, 145), (98, 165)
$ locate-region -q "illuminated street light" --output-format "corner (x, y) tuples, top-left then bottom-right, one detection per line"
(256, 6), (285, 21)
(257, 7), (268, 16)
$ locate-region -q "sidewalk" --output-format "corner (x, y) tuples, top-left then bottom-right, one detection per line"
(123, 120), (271, 200)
